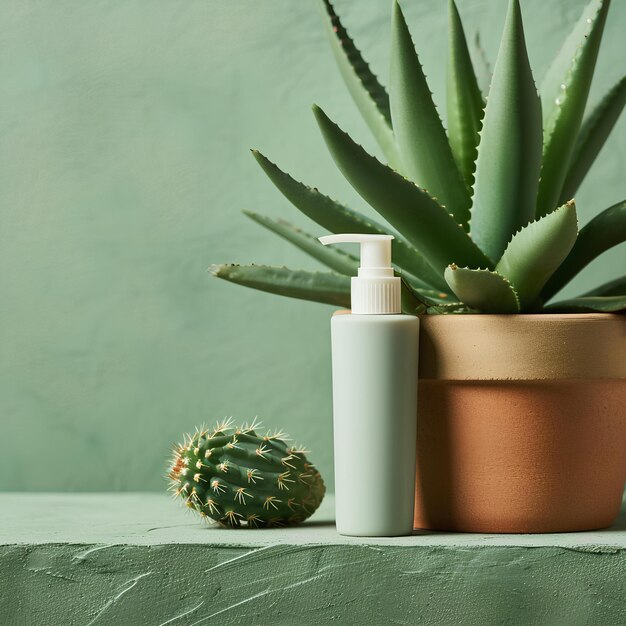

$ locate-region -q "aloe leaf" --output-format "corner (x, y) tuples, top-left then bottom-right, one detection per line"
(389, 1), (471, 228)
(401, 276), (458, 308)
(582, 275), (626, 297)
(210, 263), (435, 314)
(560, 77), (626, 203)
(444, 265), (521, 313)
(540, 0), (609, 132)
(544, 294), (626, 313)
(209, 264), (351, 308)
(496, 201), (578, 309)
(536, 0), (610, 218)
(252, 151), (448, 292)
(244, 211), (359, 276)
(472, 32), (492, 97)
(541, 199), (626, 300)
(447, 0), (485, 189)
(400, 278), (429, 315)
(244, 214), (444, 312)
(313, 105), (493, 278)
(319, 0), (402, 169)
(470, 0), (543, 262)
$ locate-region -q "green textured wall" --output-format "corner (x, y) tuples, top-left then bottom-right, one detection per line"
(1, 0), (624, 491)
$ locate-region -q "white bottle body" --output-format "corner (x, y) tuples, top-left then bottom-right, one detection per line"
(330, 313), (419, 536)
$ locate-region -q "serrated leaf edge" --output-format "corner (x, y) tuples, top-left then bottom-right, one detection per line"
(243, 210), (359, 264)
(468, 0), (543, 253)
(542, 0), (606, 142)
(208, 263), (348, 278)
(320, 0), (392, 126)
(313, 105), (486, 252)
(497, 199), (577, 263)
(252, 149), (386, 233)
(446, 264), (521, 310)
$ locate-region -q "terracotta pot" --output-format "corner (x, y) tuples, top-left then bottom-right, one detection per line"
(415, 313), (626, 533)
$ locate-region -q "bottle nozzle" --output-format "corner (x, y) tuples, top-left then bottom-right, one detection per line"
(319, 234), (400, 314)
(318, 234), (393, 276)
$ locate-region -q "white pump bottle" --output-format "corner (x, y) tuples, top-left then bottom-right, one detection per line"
(319, 234), (419, 536)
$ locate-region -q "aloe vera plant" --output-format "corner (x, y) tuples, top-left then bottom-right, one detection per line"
(211, 0), (626, 314)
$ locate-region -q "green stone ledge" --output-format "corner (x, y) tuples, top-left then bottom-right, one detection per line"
(1, 493), (625, 625)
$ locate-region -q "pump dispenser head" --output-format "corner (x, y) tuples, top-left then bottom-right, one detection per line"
(319, 234), (400, 314)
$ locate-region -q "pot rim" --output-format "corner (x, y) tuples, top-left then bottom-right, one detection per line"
(418, 311), (626, 381)
(418, 312), (621, 320)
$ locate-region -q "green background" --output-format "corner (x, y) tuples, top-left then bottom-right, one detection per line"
(1, 0), (624, 491)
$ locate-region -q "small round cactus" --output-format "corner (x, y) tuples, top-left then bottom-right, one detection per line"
(168, 418), (325, 527)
